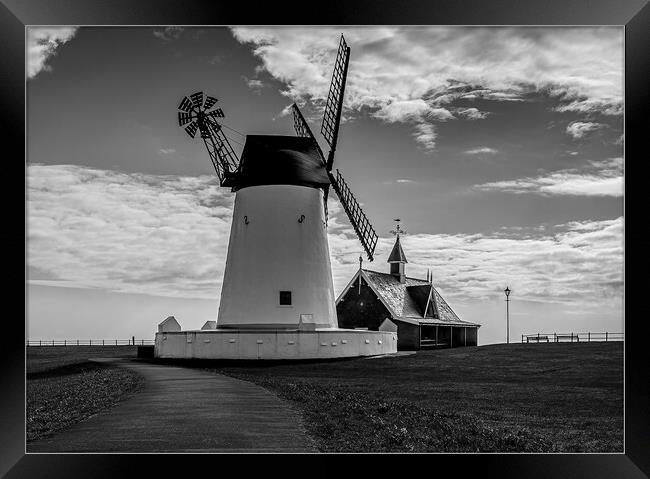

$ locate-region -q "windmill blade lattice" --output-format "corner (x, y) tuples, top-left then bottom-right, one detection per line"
(190, 91), (203, 108)
(329, 169), (378, 261)
(321, 35), (350, 171)
(203, 95), (218, 110)
(292, 104), (325, 166)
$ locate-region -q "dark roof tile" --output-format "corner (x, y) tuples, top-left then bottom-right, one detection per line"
(362, 269), (478, 326)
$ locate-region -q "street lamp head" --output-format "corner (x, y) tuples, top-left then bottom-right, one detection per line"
(504, 286), (511, 298)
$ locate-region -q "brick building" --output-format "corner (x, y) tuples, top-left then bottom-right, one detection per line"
(336, 235), (480, 350)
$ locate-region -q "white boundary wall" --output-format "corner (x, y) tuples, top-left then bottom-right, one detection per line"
(155, 329), (397, 360)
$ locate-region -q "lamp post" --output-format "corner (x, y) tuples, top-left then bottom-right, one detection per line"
(504, 286), (511, 344)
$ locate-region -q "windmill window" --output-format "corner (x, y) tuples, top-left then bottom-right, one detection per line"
(279, 291), (292, 305)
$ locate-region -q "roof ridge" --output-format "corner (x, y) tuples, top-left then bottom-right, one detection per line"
(363, 269), (428, 282)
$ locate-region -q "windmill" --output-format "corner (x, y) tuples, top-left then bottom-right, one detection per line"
(176, 34), (378, 331)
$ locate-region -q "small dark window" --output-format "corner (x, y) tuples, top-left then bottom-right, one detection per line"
(279, 291), (292, 305)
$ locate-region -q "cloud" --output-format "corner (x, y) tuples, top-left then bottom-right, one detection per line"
(566, 121), (605, 139)
(464, 147), (498, 155)
(455, 107), (489, 120)
(28, 165), (622, 312)
(396, 179), (416, 183)
(373, 99), (432, 123)
(329, 213), (622, 309)
(474, 157), (623, 197)
(243, 76), (265, 93)
(153, 27), (184, 42)
(27, 27), (78, 79)
(412, 123), (437, 150)
(231, 27), (623, 150)
(158, 148), (176, 155)
(555, 99), (622, 116)
(372, 101), (452, 150)
(27, 164), (233, 299)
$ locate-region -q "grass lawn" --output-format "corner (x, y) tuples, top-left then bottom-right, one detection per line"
(205, 342), (622, 452)
(27, 345), (138, 374)
(26, 346), (143, 442)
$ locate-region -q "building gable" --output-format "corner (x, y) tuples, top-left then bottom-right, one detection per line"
(336, 275), (392, 330)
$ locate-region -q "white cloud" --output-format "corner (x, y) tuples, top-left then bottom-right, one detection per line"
(566, 121), (605, 139)
(475, 157), (623, 197)
(158, 148), (176, 155)
(371, 101), (452, 150)
(374, 99), (433, 123)
(464, 147), (498, 155)
(455, 107), (489, 120)
(396, 179), (416, 183)
(231, 27), (623, 150)
(555, 99), (622, 116)
(28, 165), (622, 312)
(153, 27), (184, 42)
(27, 164), (233, 299)
(243, 76), (264, 92)
(412, 123), (437, 150)
(331, 215), (622, 308)
(248, 79), (264, 89)
(27, 27), (78, 79)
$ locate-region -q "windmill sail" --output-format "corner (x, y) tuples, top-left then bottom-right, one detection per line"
(329, 169), (378, 261)
(321, 35), (350, 171)
(177, 91), (240, 186)
(291, 41), (378, 261)
(292, 104), (325, 166)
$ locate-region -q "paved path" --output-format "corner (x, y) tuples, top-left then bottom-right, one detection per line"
(28, 359), (316, 452)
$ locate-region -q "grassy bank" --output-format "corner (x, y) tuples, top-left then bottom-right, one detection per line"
(27, 345), (138, 374)
(207, 342), (622, 452)
(26, 347), (143, 442)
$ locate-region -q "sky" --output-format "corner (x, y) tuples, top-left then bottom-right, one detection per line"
(26, 26), (624, 345)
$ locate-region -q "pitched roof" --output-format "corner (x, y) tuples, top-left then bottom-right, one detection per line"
(406, 284), (435, 317)
(359, 270), (480, 327)
(387, 237), (408, 263)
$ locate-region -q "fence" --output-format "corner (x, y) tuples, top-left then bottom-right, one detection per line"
(521, 332), (623, 343)
(26, 339), (154, 346)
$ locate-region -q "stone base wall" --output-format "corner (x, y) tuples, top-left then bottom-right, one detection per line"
(154, 329), (397, 360)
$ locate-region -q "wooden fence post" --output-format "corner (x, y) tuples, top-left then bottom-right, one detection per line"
(606, 332), (608, 342)
(588, 332), (590, 342)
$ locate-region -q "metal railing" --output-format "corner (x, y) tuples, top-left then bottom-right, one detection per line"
(26, 339), (154, 346)
(521, 332), (623, 343)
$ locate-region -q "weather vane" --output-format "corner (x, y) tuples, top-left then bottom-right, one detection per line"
(390, 218), (407, 239)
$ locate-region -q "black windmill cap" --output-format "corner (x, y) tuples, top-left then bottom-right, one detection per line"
(232, 135), (330, 191)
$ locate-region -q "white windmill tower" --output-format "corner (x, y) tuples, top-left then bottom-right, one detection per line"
(158, 35), (394, 359)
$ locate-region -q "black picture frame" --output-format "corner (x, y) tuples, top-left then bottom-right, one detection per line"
(4, 0), (648, 476)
